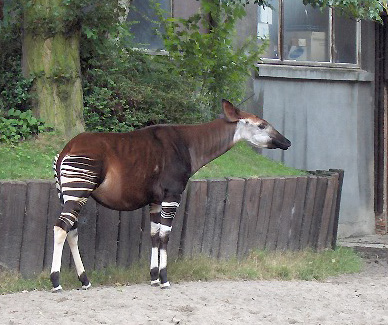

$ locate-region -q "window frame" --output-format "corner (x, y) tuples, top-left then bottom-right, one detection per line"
(260, 0), (362, 69)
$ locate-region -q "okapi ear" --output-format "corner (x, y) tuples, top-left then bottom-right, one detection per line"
(222, 99), (241, 122)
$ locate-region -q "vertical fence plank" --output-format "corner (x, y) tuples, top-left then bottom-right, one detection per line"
(219, 178), (246, 259)
(181, 180), (208, 257)
(276, 177), (298, 250)
(308, 176), (328, 248)
(317, 175), (337, 250)
(117, 208), (143, 267)
(202, 179), (227, 258)
(168, 188), (188, 260)
(287, 177), (308, 250)
(256, 178), (275, 250)
(329, 170), (344, 249)
(299, 176), (317, 249)
(95, 205), (120, 269)
(326, 174), (339, 249)
(140, 206), (151, 262)
(265, 178), (286, 250)
(0, 181), (27, 271)
(77, 198), (97, 271)
(237, 178), (261, 258)
(20, 181), (51, 277)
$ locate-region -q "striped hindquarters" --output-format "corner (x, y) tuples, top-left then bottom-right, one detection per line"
(59, 155), (100, 205)
(53, 154), (63, 205)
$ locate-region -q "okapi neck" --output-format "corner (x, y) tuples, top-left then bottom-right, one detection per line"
(179, 119), (237, 174)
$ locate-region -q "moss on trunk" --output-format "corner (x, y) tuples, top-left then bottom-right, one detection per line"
(22, 0), (84, 137)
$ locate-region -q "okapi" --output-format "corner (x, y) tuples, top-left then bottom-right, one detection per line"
(50, 99), (291, 291)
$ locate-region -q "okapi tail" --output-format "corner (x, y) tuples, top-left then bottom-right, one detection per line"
(53, 154), (64, 206)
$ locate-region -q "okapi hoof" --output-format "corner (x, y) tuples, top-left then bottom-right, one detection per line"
(78, 272), (91, 290)
(81, 282), (92, 290)
(150, 279), (161, 287)
(160, 281), (171, 289)
(51, 285), (63, 293)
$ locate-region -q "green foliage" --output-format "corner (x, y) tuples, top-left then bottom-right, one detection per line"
(0, 109), (48, 143)
(82, 35), (205, 132)
(157, 0), (267, 118)
(301, 0), (387, 21)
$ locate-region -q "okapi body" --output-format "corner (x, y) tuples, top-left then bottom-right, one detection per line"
(50, 100), (291, 291)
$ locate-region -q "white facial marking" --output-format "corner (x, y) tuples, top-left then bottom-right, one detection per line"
(233, 119), (272, 148)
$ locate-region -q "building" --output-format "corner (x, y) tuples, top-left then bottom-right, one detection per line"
(128, 0), (387, 238)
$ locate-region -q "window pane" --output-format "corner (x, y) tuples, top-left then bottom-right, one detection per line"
(127, 0), (171, 50)
(257, 0), (279, 59)
(283, 1), (329, 62)
(334, 13), (357, 64)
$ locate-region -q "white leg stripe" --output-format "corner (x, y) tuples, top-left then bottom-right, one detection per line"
(51, 227), (67, 274)
(161, 202), (180, 208)
(150, 247), (159, 270)
(150, 222), (160, 236)
(67, 230), (85, 277)
(160, 225), (172, 238)
(159, 249), (168, 270)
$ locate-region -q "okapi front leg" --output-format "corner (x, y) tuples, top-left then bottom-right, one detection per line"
(149, 201), (179, 288)
(159, 201), (179, 288)
(149, 204), (161, 286)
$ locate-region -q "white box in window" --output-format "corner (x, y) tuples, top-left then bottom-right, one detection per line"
(286, 31), (326, 61)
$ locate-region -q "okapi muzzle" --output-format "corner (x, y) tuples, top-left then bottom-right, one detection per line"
(268, 130), (291, 150)
(49, 99), (291, 292)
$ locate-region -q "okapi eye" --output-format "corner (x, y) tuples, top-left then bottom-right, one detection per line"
(258, 123), (266, 130)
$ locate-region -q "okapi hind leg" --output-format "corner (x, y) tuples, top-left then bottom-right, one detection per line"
(50, 226), (67, 292)
(50, 154), (99, 292)
(67, 227), (91, 290)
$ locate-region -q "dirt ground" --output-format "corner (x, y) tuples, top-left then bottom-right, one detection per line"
(1, 258), (388, 325)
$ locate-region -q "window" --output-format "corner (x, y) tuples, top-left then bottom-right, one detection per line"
(258, 0), (360, 66)
(126, 0), (171, 51)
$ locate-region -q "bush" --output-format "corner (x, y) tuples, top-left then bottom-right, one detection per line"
(0, 109), (48, 143)
(82, 46), (206, 132)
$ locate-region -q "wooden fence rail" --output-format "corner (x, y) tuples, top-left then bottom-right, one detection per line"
(0, 170), (343, 277)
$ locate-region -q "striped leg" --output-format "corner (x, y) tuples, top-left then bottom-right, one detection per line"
(150, 204), (161, 287)
(149, 201), (179, 288)
(50, 155), (99, 292)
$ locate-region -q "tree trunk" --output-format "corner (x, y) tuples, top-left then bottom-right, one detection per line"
(22, 1), (84, 137)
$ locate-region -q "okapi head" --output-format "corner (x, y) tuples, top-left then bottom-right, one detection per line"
(222, 99), (291, 150)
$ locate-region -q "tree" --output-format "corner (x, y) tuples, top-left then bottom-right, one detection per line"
(1, 0), (125, 137)
(0, 0), (387, 137)
(22, 0), (84, 137)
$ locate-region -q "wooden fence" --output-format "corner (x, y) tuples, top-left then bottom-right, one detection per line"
(0, 170), (343, 277)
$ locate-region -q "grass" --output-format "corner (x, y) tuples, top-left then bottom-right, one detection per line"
(192, 142), (306, 179)
(0, 134), (305, 180)
(0, 247), (362, 294)
(0, 132), (67, 180)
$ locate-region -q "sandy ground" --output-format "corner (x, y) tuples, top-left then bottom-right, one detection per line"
(1, 259), (388, 325)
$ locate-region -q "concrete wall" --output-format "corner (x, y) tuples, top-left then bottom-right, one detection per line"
(248, 22), (376, 238)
